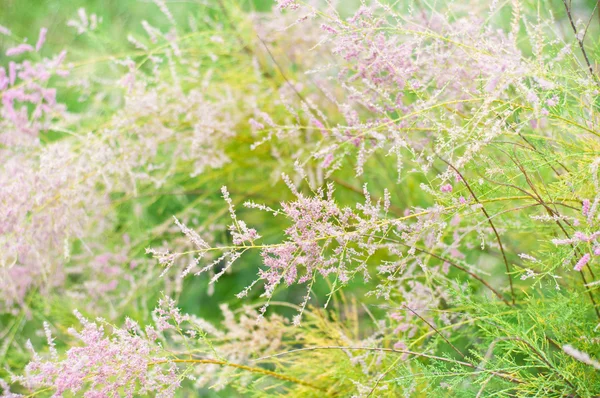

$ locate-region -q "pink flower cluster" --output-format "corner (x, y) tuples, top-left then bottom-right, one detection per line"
(0, 21), (245, 311)
(1, 31), (68, 146)
(15, 311), (179, 397)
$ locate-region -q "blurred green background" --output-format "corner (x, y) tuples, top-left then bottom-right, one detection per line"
(0, 0), (272, 57)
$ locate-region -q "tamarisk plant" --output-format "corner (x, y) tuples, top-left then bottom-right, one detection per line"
(2, 0), (600, 396)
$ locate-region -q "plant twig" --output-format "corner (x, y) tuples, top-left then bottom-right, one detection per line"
(438, 155), (516, 304)
(256, 345), (523, 384)
(562, 0), (599, 86)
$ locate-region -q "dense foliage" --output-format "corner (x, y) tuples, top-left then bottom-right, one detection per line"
(1, 0), (600, 396)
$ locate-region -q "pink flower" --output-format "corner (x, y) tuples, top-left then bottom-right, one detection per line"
(574, 253), (591, 272)
(276, 0), (299, 10)
(6, 43), (34, 56)
(546, 95), (559, 107)
(563, 345), (600, 370)
(393, 341), (409, 360)
(440, 184), (453, 193)
(312, 118), (327, 135)
(322, 153), (334, 168)
(321, 24), (338, 35)
(16, 310), (180, 396)
(0, 67), (7, 90)
(249, 118), (264, 131)
(530, 119), (538, 129)
(36, 28), (48, 52)
(8, 62), (16, 85)
(583, 199), (591, 217)
(0, 24), (10, 36)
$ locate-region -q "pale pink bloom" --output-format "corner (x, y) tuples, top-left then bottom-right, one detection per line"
(546, 95), (559, 107)
(322, 153), (334, 168)
(0, 24), (11, 36)
(276, 0), (299, 10)
(35, 28), (48, 51)
(574, 253), (591, 272)
(583, 199), (591, 217)
(440, 184), (453, 193)
(6, 43), (34, 56)
(563, 345), (600, 370)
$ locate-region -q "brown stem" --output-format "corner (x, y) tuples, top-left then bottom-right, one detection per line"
(438, 156), (516, 304)
(483, 153), (600, 319)
(402, 303), (466, 359)
(562, 0), (600, 86)
(481, 337), (578, 394)
(380, 237), (511, 306)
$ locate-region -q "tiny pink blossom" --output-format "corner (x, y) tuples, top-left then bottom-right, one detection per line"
(276, 0), (299, 10)
(440, 184), (453, 193)
(249, 118), (264, 131)
(8, 62), (17, 86)
(563, 345), (600, 370)
(574, 253), (591, 272)
(546, 95), (559, 107)
(0, 67), (7, 90)
(0, 24), (10, 36)
(530, 119), (538, 129)
(6, 43), (34, 56)
(393, 341), (409, 360)
(322, 153), (334, 168)
(312, 118), (327, 135)
(583, 199), (591, 217)
(321, 24), (338, 35)
(36, 28), (48, 52)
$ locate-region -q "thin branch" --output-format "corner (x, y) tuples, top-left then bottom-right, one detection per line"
(438, 155), (516, 304)
(257, 35), (316, 118)
(479, 337), (578, 394)
(256, 346), (523, 384)
(562, 0), (599, 86)
(402, 303), (466, 359)
(380, 237), (512, 306)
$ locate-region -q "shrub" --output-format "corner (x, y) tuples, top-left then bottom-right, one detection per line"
(1, 0), (600, 396)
